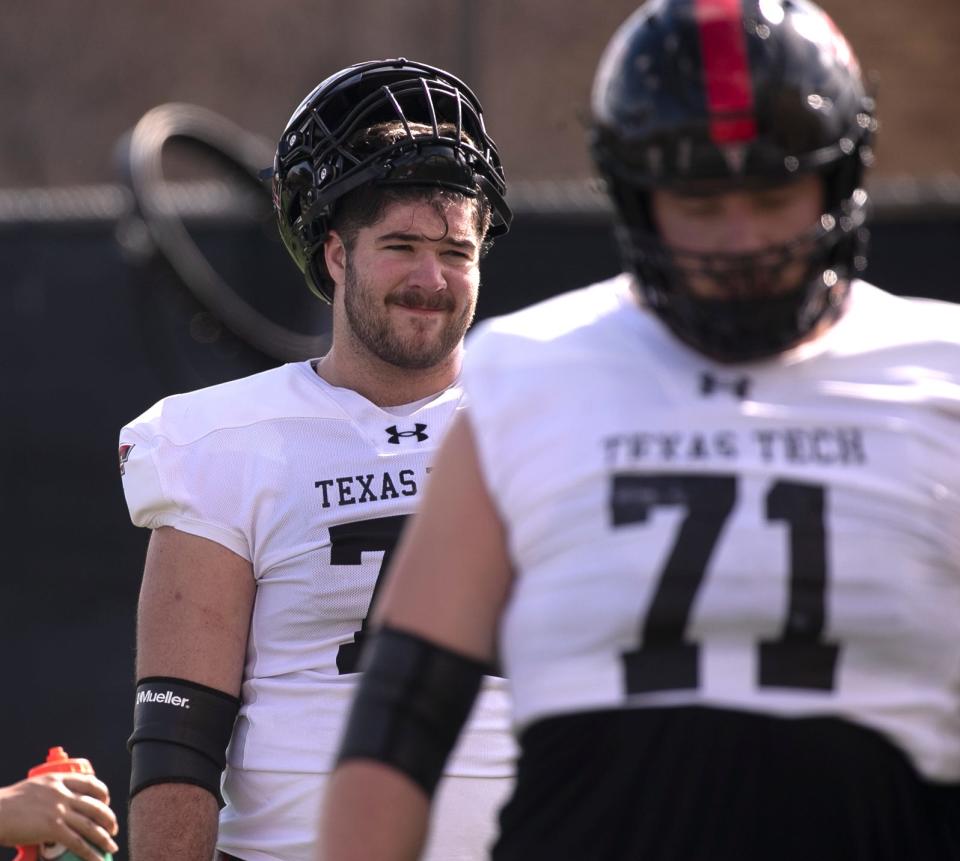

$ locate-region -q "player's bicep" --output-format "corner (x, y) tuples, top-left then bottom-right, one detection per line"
(136, 526), (255, 695)
(375, 411), (513, 664)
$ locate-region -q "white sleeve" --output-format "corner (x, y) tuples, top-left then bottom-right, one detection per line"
(118, 424), (251, 561)
(461, 323), (523, 517)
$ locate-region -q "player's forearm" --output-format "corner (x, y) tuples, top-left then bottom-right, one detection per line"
(129, 783), (219, 861)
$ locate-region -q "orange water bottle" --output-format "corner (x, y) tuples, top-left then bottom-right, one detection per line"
(13, 747), (113, 861)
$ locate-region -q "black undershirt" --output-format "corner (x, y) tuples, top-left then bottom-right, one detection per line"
(493, 706), (960, 861)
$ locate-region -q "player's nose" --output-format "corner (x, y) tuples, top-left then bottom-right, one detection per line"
(723, 209), (769, 253)
(407, 250), (447, 291)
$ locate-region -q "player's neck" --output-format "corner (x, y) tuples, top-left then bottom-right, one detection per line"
(313, 345), (462, 408)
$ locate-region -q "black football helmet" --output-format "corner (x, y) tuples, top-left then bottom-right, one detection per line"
(273, 58), (511, 303)
(591, 0), (877, 361)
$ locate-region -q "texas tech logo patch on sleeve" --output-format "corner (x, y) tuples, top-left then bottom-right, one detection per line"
(118, 443), (135, 475)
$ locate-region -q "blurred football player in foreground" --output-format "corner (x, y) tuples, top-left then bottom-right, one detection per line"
(320, 1), (960, 859)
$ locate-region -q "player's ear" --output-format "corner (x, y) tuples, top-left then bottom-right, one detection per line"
(324, 231), (348, 291)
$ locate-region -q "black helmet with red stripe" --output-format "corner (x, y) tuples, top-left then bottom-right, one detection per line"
(591, 0), (877, 361)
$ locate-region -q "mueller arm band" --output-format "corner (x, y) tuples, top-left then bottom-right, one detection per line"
(128, 676), (240, 801)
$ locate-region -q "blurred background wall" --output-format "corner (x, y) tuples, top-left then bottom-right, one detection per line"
(0, 1), (957, 854)
(1, 0), (959, 187)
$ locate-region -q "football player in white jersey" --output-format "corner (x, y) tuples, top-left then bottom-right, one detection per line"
(320, 3), (960, 860)
(119, 60), (516, 861)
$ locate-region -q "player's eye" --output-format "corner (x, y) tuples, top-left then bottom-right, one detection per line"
(676, 198), (723, 218)
(754, 190), (796, 210)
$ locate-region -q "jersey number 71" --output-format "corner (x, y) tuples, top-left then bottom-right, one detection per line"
(611, 473), (838, 694)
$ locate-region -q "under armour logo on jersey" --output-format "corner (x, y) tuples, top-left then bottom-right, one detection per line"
(700, 372), (751, 400)
(385, 424), (429, 444)
(118, 443), (135, 475)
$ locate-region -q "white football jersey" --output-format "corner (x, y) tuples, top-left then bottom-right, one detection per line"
(464, 276), (960, 782)
(119, 361), (514, 779)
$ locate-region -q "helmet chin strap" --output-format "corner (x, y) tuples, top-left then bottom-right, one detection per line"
(620, 198), (865, 362)
(648, 271), (850, 363)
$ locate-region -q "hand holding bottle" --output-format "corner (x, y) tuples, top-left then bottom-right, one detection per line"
(1, 748), (118, 861)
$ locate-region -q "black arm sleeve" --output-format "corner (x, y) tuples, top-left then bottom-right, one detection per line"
(336, 626), (489, 797)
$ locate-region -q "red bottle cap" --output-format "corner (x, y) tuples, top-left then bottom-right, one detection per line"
(27, 746), (95, 778)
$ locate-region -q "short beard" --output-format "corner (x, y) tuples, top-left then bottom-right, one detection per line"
(342, 256), (475, 370)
